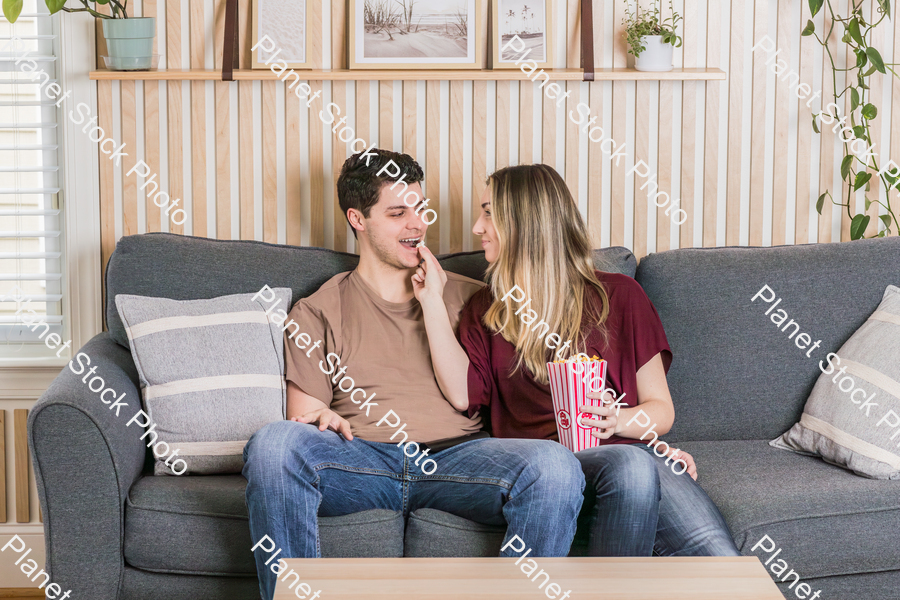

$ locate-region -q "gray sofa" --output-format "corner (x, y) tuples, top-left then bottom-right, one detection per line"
(28, 233), (900, 600)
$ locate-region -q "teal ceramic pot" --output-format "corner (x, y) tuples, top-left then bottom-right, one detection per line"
(102, 17), (156, 71)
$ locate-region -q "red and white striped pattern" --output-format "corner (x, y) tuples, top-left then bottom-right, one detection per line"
(548, 360), (608, 453)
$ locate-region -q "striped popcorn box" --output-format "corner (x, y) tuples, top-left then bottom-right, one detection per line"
(547, 357), (608, 453)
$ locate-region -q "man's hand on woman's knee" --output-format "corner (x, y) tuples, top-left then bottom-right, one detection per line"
(291, 408), (354, 441)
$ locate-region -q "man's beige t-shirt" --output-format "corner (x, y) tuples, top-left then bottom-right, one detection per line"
(284, 269), (484, 444)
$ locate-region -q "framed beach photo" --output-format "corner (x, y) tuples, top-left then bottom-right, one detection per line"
(349, 0), (483, 70)
(492, 0), (552, 69)
(252, 0), (312, 69)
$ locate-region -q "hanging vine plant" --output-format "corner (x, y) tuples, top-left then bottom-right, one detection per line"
(803, 0), (898, 239)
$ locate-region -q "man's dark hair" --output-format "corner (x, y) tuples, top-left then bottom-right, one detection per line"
(337, 149), (424, 237)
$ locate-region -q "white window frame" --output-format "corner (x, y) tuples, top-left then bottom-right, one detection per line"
(1, 13), (101, 394)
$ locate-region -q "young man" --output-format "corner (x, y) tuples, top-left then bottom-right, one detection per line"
(243, 149), (585, 600)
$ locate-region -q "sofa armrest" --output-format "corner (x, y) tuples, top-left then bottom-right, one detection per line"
(28, 332), (147, 600)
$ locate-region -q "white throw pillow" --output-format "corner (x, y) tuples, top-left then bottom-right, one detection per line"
(771, 285), (900, 479)
(115, 289), (291, 475)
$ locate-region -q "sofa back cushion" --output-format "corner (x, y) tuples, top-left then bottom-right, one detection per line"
(105, 234), (359, 348)
(105, 234), (637, 349)
(636, 237), (900, 442)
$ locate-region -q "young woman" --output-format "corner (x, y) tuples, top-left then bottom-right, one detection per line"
(412, 163), (740, 557)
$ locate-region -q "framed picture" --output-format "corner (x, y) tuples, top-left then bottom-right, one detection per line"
(492, 0), (552, 69)
(252, 0), (312, 69)
(349, 0), (483, 70)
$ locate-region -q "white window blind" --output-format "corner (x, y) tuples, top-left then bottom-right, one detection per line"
(0, 0), (65, 357)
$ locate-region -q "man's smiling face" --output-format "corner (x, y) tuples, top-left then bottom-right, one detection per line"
(356, 181), (428, 271)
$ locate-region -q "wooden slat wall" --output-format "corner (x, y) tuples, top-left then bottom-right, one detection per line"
(0, 410), (5, 523)
(95, 0), (900, 265)
(13, 409), (28, 523)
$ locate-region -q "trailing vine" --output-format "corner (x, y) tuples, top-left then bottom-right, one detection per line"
(803, 0), (898, 239)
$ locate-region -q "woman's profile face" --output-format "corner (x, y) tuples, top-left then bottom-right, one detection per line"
(473, 186), (499, 263)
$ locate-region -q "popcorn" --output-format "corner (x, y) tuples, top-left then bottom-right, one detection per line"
(416, 240), (425, 248)
(547, 356), (608, 452)
(552, 353), (600, 364)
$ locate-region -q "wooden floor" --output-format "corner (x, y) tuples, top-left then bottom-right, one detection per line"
(0, 590), (44, 598)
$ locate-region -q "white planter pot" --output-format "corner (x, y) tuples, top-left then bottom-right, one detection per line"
(634, 35), (674, 72)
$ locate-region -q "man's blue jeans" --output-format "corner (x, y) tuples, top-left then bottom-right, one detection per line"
(574, 443), (741, 556)
(243, 421), (585, 600)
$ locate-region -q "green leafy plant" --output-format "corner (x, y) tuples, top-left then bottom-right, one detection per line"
(623, 0), (682, 58)
(3, 0), (129, 23)
(803, 0), (898, 238)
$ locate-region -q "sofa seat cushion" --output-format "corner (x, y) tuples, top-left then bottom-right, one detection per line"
(679, 440), (900, 580)
(403, 508), (506, 557)
(124, 475), (404, 575)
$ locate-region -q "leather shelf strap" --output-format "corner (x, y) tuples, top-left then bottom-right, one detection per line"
(581, 0), (594, 81)
(222, 0), (240, 81)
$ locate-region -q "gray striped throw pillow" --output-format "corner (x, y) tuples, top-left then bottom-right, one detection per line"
(115, 289), (291, 475)
(771, 285), (900, 479)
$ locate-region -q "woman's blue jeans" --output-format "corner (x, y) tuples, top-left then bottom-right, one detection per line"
(574, 443), (741, 556)
(243, 421), (586, 600)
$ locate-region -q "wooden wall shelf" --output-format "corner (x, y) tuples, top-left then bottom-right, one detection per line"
(88, 67), (726, 82)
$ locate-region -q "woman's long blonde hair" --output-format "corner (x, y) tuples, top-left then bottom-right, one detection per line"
(482, 164), (610, 385)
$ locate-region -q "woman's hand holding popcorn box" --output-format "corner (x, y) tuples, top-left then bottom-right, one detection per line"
(547, 354), (616, 452)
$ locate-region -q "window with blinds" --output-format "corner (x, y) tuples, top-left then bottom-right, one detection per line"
(0, 0), (65, 356)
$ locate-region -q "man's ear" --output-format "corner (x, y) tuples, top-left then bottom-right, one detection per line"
(346, 208), (366, 235)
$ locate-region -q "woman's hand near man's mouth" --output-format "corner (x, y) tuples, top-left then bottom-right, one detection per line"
(411, 244), (447, 304)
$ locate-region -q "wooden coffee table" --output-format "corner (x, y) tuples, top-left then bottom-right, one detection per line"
(273, 557), (784, 599)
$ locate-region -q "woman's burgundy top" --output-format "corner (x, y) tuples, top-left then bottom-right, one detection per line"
(458, 271), (672, 443)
